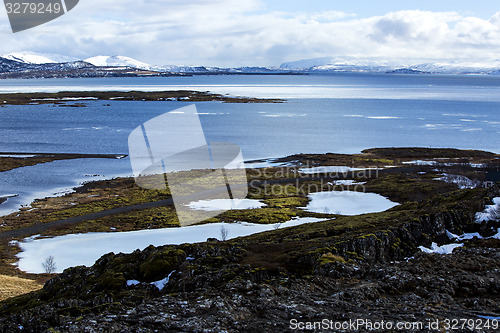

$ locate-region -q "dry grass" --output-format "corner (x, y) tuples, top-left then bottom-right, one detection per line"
(0, 275), (42, 301)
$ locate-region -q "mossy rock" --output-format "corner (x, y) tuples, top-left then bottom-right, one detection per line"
(139, 248), (186, 282)
(319, 253), (346, 265)
(97, 271), (126, 290)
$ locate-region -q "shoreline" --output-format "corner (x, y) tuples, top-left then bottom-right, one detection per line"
(0, 152), (127, 173)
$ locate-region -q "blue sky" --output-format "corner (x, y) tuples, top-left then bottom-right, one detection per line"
(262, 0), (498, 19)
(1, 0), (500, 66)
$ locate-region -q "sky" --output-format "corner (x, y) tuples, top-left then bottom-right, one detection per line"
(0, 0), (499, 67)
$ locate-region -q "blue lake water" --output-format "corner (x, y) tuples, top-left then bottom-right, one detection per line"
(0, 74), (499, 215)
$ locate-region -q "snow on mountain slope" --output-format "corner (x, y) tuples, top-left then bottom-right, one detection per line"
(2, 51), (79, 64)
(281, 57), (500, 74)
(280, 57), (333, 70)
(410, 61), (500, 74)
(280, 57), (401, 72)
(84, 55), (152, 70)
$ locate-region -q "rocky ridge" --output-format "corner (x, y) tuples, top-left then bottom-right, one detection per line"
(0, 184), (499, 332)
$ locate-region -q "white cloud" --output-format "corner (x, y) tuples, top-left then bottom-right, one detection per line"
(1, 2), (500, 67)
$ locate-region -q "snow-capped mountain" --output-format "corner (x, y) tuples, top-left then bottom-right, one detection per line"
(3, 50), (500, 77)
(2, 51), (79, 64)
(280, 57), (335, 70)
(408, 61), (500, 74)
(0, 56), (91, 72)
(280, 57), (404, 72)
(0, 54), (159, 79)
(84, 56), (153, 70)
(280, 57), (500, 74)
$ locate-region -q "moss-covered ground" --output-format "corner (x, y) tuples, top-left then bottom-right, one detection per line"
(0, 148), (498, 302)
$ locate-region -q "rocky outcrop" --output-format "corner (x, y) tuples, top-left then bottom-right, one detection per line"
(0, 189), (498, 332)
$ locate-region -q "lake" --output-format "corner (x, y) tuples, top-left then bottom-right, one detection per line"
(0, 73), (499, 214)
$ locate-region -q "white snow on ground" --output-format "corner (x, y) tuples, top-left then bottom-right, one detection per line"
(475, 197), (500, 222)
(187, 199), (266, 211)
(299, 166), (381, 174)
(446, 230), (483, 241)
(128, 270), (177, 290)
(447, 228), (500, 241)
(418, 242), (464, 254)
(493, 229), (500, 240)
(427, 208), (500, 256)
(300, 191), (398, 215)
(150, 271), (176, 290)
(402, 160), (438, 166)
(0, 155), (36, 158)
(403, 160), (486, 168)
(434, 173), (481, 189)
(126, 280), (140, 286)
(327, 180), (366, 186)
(14, 217), (328, 274)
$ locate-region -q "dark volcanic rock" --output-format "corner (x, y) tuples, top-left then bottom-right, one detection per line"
(0, 187), (499, 332)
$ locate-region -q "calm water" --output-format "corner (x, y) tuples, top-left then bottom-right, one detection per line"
(0, 74), (499, 215)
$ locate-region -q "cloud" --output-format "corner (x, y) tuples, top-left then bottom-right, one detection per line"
(1, 2), (500, 67)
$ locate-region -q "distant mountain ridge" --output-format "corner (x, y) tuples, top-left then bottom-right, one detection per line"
(2, 51), (500, 77)
(0, 54), (173, 79)
(0, 52), (284, 78)
(280, 57), (500, 75)
(3, 51), (79, 64)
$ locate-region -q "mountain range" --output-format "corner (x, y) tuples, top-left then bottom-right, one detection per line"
(280, 57), (500, 75)
(2, 51), (500, 78)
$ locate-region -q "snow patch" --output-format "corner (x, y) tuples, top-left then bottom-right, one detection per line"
(446, 230), (482, 241)
(187, 199), (266, 211)
(328, 180), (366, 186)
(151, 271), (175, 291)
(126, 280), (140, 287)
(299, 166), (381, 174)
(15, 217), (328, 274)
(402, 160), (438, 166)
(300, 191), (399, 215)
(418, 242), (463, 255)
(475, 197), (500, 223)
(0, 154), (36, 158)
(434, 173), (481, 189)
